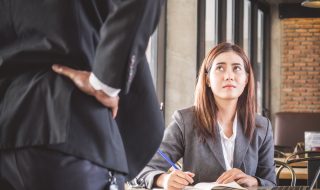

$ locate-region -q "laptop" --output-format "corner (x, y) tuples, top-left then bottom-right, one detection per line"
(271, 165), (320, 190)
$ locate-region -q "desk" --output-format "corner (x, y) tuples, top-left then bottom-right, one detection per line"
(274, 158), (308, 180)
(277, 167), (308, 180)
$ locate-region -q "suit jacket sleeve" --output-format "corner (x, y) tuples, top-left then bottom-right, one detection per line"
(255, 119), (276, 186)
(93, 0), (163, 93)
(135, 117), (185, 189)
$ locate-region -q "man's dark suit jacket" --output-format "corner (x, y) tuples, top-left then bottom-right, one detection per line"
(0, 0), (164, 179)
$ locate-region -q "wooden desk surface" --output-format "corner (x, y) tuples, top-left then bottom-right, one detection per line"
(274, 157), (308, 180)
(277, 167), (308, 180)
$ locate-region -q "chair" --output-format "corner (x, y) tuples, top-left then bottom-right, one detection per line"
(275, 160), (296, 186)
(285, 151), (320, 187)
(275, 149), (288, 158)
(274, 112), (320, 151)
(285, 151), (320, 162)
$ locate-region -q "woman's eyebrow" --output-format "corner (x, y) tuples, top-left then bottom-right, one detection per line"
(232, 63), (243, 66)
(215, 62), (226, 66)
(215, 62), (243, 66)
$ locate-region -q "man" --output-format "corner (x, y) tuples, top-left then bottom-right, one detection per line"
(0, 0), (164, 189)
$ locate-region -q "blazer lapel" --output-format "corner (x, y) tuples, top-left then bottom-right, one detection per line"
(206, 124), (226, 170)
(233, 117), (250, 169)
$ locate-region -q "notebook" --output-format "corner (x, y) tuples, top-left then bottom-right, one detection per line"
(271, 165), (320, 190)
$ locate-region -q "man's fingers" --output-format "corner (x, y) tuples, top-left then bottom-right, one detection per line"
(111, 105), (118, 118)
(95, 92), (119, 117)
(52, 65), (120, 115)
(52, 64), (77, 80)
(96, 92), (118, 106)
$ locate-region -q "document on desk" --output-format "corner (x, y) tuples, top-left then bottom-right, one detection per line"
(184, 181), (247, 190)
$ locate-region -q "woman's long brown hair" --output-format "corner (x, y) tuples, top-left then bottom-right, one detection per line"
(194, 42), (256, 142)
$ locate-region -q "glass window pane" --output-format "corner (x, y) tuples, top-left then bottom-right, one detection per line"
(146, 31), (158, 88)
(226, 0), (234, 43)
(243, 0), (251, 58)
(256, 10), (264, 114)
(205, 0), (218, 55)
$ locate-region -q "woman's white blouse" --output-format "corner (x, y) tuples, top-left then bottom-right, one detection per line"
(218, 113), (238, 171)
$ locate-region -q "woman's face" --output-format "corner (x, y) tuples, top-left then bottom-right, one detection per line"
(207, 51), (248, 102)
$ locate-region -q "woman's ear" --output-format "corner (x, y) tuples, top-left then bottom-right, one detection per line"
(206, 75), (211, 87)
(245, 73), (249, 85)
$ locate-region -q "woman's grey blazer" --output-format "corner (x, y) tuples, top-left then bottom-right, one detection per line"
(136, 106), (276, 188)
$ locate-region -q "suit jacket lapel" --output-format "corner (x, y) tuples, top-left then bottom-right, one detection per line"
(233, 117), (250, 169)
(206, 124), (226, 170)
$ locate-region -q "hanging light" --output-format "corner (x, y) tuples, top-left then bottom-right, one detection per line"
(301, 0), (320, 8)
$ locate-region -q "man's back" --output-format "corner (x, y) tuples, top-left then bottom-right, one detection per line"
(0, 0), (165, 186)
(0, 0), (108, 149)
(0, 0), (109, 71)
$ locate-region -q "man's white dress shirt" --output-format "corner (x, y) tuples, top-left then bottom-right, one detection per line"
(89, 73), (120, 97)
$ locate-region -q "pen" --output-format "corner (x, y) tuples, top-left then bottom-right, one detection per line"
(157, 149), (180, 170)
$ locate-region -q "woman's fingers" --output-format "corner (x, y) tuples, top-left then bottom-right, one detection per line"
(172, 176), (189, 186)
(217, 168), (245, 184)
(216, 168), (258, 187)
(236, 178), (248, 185)
(216, 172), (228, 183)
(184, 172), (195, 184)
(236, 175), (258, 187)
(167, 170), (195, 189)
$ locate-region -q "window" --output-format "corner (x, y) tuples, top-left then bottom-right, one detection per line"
(146, 32), (158, 88)
(200, 0), (271, 117)
(226, 0), (235, 43)
(205, 0), (218, 55)
(256, 9), (264, 115)
(243, 0), (251, 57)
(145, 3), (166, 113)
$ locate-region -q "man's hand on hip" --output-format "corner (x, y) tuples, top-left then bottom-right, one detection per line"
(52, 64), (119, 118)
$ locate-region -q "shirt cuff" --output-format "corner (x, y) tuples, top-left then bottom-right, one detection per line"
(89, 73), (121, 97)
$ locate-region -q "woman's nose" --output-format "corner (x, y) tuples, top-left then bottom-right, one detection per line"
(224, 70), (235, 81)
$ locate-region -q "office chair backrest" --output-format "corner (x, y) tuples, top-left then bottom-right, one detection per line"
(274, 112), (320, 148)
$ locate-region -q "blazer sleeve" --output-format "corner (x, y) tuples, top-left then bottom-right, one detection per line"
(93, 0), (163, 93)
(255, 119), (277, 186)
(135, 117), (185, 189)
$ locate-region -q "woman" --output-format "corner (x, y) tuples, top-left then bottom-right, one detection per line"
(135, 42), (276, 189)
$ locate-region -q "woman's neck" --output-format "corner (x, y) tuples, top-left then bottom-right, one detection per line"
(216, 99), (237, 128)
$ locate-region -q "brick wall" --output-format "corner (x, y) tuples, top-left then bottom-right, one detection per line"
(281, 18), (320, 112)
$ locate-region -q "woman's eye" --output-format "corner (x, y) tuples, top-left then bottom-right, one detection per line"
(234, 66), (242, 71)
(216, 66), (224, 71)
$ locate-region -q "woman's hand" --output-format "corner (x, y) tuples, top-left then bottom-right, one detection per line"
(216, 168), (258, 187)
(156, 170), (195, 190)
(52, 64), (119, 118)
